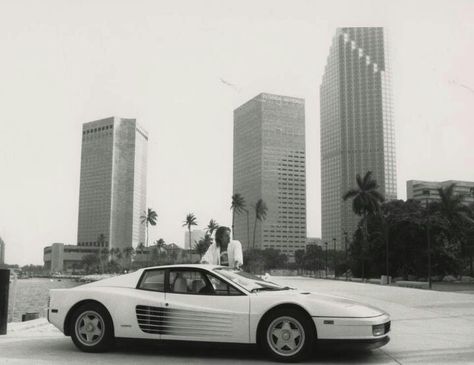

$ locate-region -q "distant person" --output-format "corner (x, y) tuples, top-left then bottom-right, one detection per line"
(201, 226), (243, 268)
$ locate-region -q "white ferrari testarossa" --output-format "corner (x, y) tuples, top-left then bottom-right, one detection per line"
(48, 264), (390, 362)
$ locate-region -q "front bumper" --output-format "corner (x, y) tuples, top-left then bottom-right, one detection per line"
(312, 313), (390, 341)
(317, 335), (390, 350)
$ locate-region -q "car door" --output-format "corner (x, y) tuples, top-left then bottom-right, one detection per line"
(163, 268), (250, 343)
(123, 268), (167, 340)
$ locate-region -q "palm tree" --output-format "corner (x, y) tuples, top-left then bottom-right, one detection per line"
(140, 208), (158, 247)
(106, 248), (122, 273)
(467, 202), (474, 276)
(343, 171), (385, 278)
(436, 183), (474, 276)
(436, 183), (473, 228)
(231, 193), (247, 241)
(252, 199), (268, 249)
(81, 254), (100, 274)
(135, 242), (146, 267)
(183, 213), (198, 253)
(109, 247), (117, 259)
(206, 219), (219, 236)
(156, 238), (166, 250)
(155, 238), (166, 263)
(194, 235), (212, 259)
(123, 246), (135, 271)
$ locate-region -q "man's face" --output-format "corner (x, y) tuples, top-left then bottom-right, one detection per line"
(222, 230), (231, 246)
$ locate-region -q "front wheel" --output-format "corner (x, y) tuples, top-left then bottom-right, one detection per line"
(260, 308), (315, 362)
(70, 303), (114, 352)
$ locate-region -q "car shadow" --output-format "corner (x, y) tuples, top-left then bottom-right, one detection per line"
(114, 339), (263, 360)
(113, 339), (377, 363)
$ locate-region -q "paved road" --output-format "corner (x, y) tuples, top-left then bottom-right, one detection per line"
(1, 277), (473, 364)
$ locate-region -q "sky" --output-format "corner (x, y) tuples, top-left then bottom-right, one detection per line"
(1, 0), (473, 265)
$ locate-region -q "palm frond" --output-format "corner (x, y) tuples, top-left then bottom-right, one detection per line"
(231, 193), (246, 214)
(370, 190), (385, 203)
(183, 213), (198, 227)
(362, 171), (374, 187)
(343, 189), (358, 201)
(365, 179), (378, 191)
(356, 174), (364, 189)
(255, 199), (268, 221)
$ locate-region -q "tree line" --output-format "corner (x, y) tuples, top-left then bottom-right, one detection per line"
(77, 192), (271, 274)
(342, 172), (474, 279)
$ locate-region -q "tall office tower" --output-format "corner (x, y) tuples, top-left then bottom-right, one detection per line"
(320, 27), (397, 249)
(77, 117), (148, 252)
(233, 93), (306, 257)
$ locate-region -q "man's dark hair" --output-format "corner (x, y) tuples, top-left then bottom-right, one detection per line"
(215, 226), (231, 247)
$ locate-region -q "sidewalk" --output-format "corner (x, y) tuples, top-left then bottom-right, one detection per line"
(6, 318), (61, 338)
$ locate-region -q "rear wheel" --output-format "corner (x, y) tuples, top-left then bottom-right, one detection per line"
(70, 303), (114, 352)
(260, 308), (315, 362)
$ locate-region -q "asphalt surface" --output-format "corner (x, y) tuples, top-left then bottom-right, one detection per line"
(1, 277), (474, 364)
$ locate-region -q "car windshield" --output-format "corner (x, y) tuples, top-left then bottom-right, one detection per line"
(213, 268), (290, 292)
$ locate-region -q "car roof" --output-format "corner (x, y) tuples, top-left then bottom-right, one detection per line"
(137, 264), (223, 271)
(79, 264), (230, 289)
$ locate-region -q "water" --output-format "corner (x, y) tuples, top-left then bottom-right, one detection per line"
(7, 278), (81, 322)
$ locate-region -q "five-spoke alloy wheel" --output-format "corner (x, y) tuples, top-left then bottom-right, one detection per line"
(260, 308), (315, 362)
(70, 303), (114, 352)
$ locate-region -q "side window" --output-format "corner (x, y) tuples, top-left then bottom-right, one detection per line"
(167, 270), (243, 296)
(169, 270), (209, 295)
(205, 274), (242, 296)
(138, 269), (165, 292)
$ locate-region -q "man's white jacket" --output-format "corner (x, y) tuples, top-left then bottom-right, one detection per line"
(200, 240), (243, 267)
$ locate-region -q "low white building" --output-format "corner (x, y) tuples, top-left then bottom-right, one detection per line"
(407, 180), (474, 206)
(43, 243), (99, 273)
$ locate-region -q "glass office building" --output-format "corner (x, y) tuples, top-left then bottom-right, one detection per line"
(77, 117), (148, 251)
(233, 93), (306, 257)
(320, 27), (397, 249)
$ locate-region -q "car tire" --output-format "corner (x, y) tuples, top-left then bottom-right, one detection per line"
(259, 308), (315, 362)
(70, 302), (114, 353)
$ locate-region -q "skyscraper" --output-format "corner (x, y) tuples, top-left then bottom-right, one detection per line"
(77, 117), (148, 252)
(320, 27), (397, 249)
(233, 93), (306, 257)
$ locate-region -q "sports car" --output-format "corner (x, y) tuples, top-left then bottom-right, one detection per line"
(48, 264), (390, 362)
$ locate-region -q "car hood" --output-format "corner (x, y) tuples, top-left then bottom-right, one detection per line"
(257, 289), (386, 318)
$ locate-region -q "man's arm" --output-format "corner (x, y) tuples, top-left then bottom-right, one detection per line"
(232, 240), (243, 268)
(200, 243), (215, 264)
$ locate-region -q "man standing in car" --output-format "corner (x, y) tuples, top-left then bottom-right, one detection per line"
(201, 226), (243, 268)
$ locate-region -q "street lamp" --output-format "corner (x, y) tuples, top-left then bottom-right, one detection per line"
(344, 231), (349, 281)
(333, 238), (337, 278)
(324, 242), (328, 278)
(382, 210), (390, 285)
(423, 189), (432, 290)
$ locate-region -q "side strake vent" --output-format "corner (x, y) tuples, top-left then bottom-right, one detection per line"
(136, 305), (233, 337)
